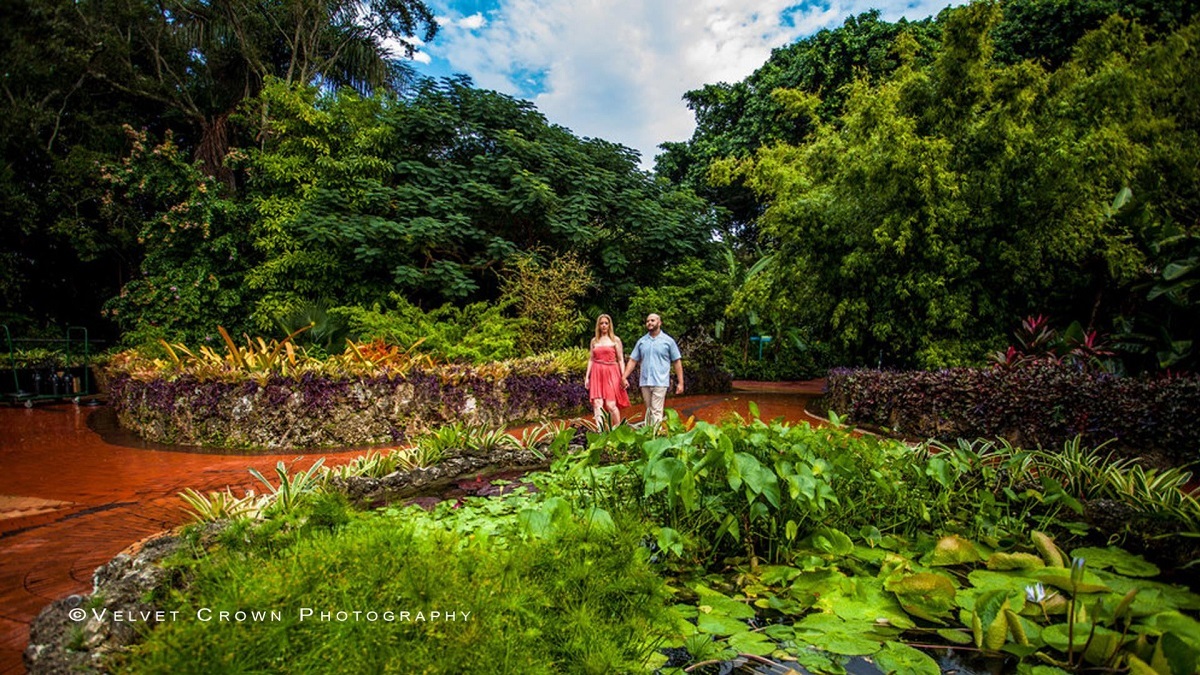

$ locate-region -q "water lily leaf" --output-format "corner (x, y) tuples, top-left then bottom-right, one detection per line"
(696, 612), (751, 636)
(1096, 573), (1200, 612)
(886, 572), (957, 623)
(797, 612), (852, 633)
(816, 577), (915, 630)
(807, 631), (881, 656)
(929, 535), (982, 566)
(704, 596), (757, 620)
(1042, 621), (1128, 663)
(792, 647), (845, 674)
(1158, 631), (1200, 675)
(1143, 610), (1200, 651)
(672, 604), (698, 618)
(984, 607), (1009, 650)
(987, 552), (1046, 571)
(937, 628), (974, 644)
(852, 544), (890, 565)
(1024, 666), (1071, 675)
(961, 571), (1031, 612)
(1070, 546), (1159, 577)
(759, 565), (803, 586)
(873, 641), (939, 675)
(1032, 531), (1065, 568)
(1032, 568), (1111, 594)
(789, 568), (848, 601)
(763, 624), (795, 641)
(758, 594), (811, 616)
(729, 630), (776, 656)
(1125, 654), (1158, 675)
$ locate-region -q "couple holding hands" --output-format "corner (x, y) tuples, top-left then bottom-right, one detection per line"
(583, 313), (684, 428)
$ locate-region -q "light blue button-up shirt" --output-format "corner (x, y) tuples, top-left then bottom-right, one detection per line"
(629, 332), (681, 387)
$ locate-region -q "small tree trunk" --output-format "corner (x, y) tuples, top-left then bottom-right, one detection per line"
(195, 110), (236, 190)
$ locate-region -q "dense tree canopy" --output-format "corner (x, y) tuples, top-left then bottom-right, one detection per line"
(100, 78), (715, 343)
(714, 5), (1199, 368)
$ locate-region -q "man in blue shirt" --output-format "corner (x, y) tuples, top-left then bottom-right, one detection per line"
(622, 313), (683, 429)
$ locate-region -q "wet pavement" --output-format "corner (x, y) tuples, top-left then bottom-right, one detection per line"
(0, 381), (824, 673)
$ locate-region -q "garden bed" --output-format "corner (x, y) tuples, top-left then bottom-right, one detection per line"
(826, 365), (1200, 468)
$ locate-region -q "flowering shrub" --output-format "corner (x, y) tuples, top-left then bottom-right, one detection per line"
(826, 364), (1200, 466)
(103, 349), (589, 449)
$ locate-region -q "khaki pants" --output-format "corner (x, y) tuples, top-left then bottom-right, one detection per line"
(641, 386), (668, 429)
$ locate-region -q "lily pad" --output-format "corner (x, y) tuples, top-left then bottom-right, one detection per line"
(807, 631), (882, 656)
(929, 535), (982, 566)
(886, 572), (957, 623)
(1032, 567), (1111, 594)
(1070, 546), (1159, 577)
(873, 640), (940, 675)
(1094, 572), (1200, 612)
(1142, 610), (1200, 651)
(1042, 622), (1130, 664)
(696, 612), (751, 636)
(702, 596), (757, 620)
(987, 552), (1046, 571)
(937, 628), (974, 645)
(728, 630), (777, 656)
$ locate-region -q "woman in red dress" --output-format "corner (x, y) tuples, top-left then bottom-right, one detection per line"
(584, 314), (630, 426)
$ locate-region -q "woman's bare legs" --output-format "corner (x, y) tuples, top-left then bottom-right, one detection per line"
(604, 400), (621, 426)
(592, 398), (606, 427)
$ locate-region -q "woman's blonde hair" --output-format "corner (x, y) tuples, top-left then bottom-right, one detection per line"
(591, 314), (620, 346)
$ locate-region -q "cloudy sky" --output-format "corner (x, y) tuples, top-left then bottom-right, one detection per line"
(408, 0), (958, 168)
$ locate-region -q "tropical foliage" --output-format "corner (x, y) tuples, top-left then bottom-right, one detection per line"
(125, 411), (1200, 674)
(662, 0), (1200, 371)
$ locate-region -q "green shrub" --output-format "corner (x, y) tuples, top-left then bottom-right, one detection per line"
(826, 365), (1200, 467)
(334, 293), (528, 363)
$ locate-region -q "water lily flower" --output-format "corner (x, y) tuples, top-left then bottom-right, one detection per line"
(1025, 582), (1048, 604)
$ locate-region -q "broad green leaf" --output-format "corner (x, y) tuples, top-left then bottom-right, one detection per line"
(810, 527), (854, 556)
(937, 628), (973, 645)
(987, 552), (1046, 571)
(807, 631), (881, 656)
(929, 535), (982, 566)
(1144, 611), (1200, 651)
(1070, 546), (1159, 577)
(886, 572), (957, 623)
(696, 612), (751, 636)
(728, 630), (776, 656)
(1032, 568), (1111, 594)
(704, 596), (757, 620)
(656, 526), (684, 557)
(581, 506), (614, 533)
(874, 641), (940, 675)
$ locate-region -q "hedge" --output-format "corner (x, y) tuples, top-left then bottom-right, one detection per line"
(826, 364), (1200, 467)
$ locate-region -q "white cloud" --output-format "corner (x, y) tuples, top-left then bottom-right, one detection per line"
(422, 0), (957, 168)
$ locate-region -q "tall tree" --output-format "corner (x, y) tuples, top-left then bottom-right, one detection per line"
(69, 0), (437, 183)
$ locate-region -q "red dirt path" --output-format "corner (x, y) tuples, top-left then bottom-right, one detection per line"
(0, 381), (823, 673)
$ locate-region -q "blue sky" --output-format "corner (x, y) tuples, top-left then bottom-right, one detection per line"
(405, 0), (958, 168)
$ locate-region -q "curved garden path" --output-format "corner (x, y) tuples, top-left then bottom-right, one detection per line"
(0, 381), (824, 674)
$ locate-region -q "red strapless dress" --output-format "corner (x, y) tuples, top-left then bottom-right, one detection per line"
(588, 345), (630, 408)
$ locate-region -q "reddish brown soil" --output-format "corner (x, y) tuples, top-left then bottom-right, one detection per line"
(0, 382), (821, 673)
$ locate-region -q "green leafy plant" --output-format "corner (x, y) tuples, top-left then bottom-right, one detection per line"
(178, 487), (263, 523)
(248, 458), (326, 516)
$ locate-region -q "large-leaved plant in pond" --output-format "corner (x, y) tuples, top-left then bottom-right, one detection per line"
(593, 409), (1073, 569)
